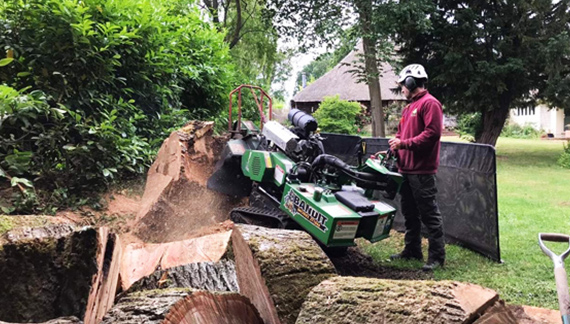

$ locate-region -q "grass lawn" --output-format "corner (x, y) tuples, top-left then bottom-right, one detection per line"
(362, 137), (570, 309)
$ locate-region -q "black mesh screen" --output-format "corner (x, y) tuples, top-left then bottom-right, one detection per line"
(321, 133), (501, 262)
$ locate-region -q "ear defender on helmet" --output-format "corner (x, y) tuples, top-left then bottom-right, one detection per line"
(404, 76), (417, 91)
(398, 64), (428, 91)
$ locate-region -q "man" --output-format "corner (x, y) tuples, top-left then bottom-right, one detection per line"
(388, 64), (445, 271)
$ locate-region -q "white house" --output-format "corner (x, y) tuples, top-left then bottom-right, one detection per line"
(509, 105), (568, 138)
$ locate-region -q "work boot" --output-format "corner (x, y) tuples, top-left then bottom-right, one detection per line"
(390, 251), (423, 261)
(422, 260), (444, 272)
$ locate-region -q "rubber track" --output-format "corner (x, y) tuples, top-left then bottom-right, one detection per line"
(230, 206), (288, 228)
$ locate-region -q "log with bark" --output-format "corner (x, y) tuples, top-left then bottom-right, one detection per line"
(231, 225), (337, 324)
(119, 230), (232, 291)
(0, 317), (83, 324)
(101, 289), (263, 324)
(0, 225), (121, 324)
(126, 260), (239, 294)
(133, 121), (243, 243)
(296, 276), (499, 324)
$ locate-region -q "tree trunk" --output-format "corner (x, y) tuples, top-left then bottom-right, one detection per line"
(476, 105), (510, 146)
(120, 230), (233, 291)
(227, 0), (243, 49)
(356, 0), (385, 137)
(101, 289), (263, 324)
(296, 276), (499, 324)
(134, 121), (243, 243)
(125, 260), (238, 294)
(231, 225), (336, 324)
(0, 225), (121, 324)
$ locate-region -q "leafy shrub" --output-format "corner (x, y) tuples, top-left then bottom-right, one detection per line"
(384, 102), (405, 135)
(501, 123), (543, 139)
(0, 0), (236, 213)
(456, 112), (482, 138)
(558, 142), (570, 169)
(313, 96), (365, 134)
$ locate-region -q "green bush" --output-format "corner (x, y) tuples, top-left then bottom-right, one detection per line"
(456, 112), (482, 138)
(558, 142), (570, 169)
(313, 96), (364, 134)
(501, 123), (543, 139)
(0, 0), (236, 213)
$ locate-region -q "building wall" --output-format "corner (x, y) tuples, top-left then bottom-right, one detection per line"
(509, 105), (566, 137)
(290, 100), (403, 115)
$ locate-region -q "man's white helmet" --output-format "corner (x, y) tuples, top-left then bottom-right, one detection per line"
(397, 64), (428, 83)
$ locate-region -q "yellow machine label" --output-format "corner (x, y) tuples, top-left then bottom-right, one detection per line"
(284, 190), (328, 232)
(264, 152), (272, 168)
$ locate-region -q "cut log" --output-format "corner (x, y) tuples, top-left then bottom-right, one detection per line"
(473, 300), (518, 323)
(0, 215), (74, 239)
(134, 121), (243, 243)
(508, 305), (561, 324)
(0, 317), (83, 324)
(0, 225), (121, 324)
(126, 260), (238, 293)
(232, 225), (337, 324)
(83, 228), (123, 324)
(101, 289), (263, 324)
(119, 230), (232, 291)
(295, 276), (499, 324)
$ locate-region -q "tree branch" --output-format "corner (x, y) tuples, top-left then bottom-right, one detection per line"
(228, 0), (243, 48)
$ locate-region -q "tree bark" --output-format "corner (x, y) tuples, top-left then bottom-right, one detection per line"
(231, 225), (337, 324)
(296, 276), (499, 324)
(101, 289), (263, 324)
(0, 317), (83, 324)
(0, 225), (120, 324)
(120, 230), (233, 291)
(476, 106), (510, 146)
(126, 260), (239, 294)
(355, 0), (385, 137)
(134, 121), (243, 243)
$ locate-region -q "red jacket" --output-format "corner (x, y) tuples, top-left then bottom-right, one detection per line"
(395, 90), (443, 174)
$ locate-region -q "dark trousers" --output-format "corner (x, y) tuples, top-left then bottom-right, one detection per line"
(400, 174), (445, 263)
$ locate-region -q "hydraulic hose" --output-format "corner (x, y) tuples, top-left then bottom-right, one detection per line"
(311, 154), (385, 183)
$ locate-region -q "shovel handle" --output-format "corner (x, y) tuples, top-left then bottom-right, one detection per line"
(554, 266), (570, 317)
(541, 233), (570, 243)
(539, 233), (570, 261)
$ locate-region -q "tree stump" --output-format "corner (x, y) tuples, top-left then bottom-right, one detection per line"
(134, 121), (243, 243)
(232, 225), (337, 324)
(126, 260), (239, 293)
(295, 276), (499, 324)
(101, 289), (263, 324)
(120, 230), (232, 291)
(0, 225), (121, 324)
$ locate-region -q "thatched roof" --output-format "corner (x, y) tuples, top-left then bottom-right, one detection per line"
(292, 42), (405, 103)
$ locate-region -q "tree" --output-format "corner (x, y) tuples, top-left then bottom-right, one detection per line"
(202, 0), (291, 98)
(395, 0), (570, 145)
(268, 0), (401, 137)
(293, 32), (359, 95)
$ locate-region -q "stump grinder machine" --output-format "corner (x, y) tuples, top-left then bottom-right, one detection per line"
(207, 85), (403, 248)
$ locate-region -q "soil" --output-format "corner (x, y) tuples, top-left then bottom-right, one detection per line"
(326, 246), (432, 281)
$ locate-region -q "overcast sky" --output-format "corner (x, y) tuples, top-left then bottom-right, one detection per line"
(278, 39), (327, 108)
